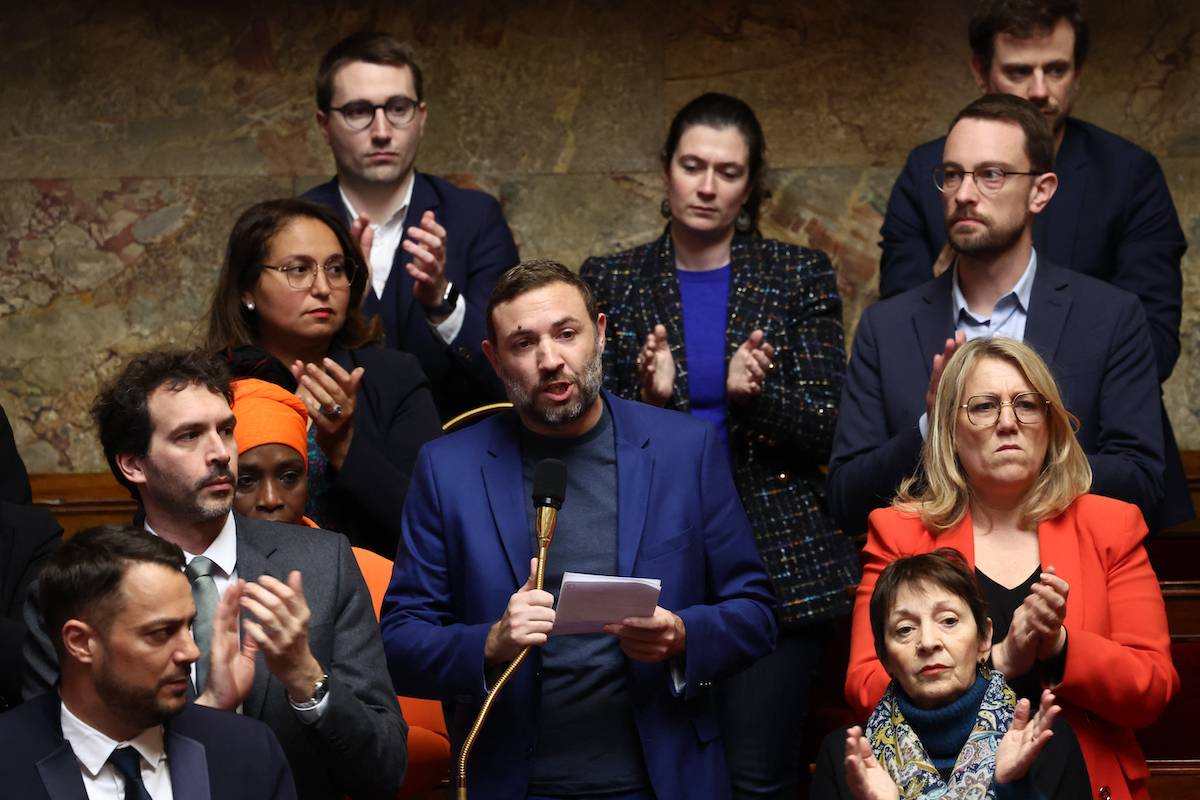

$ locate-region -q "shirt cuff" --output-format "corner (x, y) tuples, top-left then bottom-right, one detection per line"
(430, 294), (466, 344)
(290, 691), (331, 723)
(918, 412), (929, 441)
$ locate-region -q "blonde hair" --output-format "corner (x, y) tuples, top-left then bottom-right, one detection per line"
(894, 337), (1092, 532)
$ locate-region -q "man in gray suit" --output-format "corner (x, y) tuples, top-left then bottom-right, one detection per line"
(23, 350), (406, 800)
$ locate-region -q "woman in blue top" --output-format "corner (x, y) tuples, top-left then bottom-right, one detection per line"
(580, 92), (860, 799)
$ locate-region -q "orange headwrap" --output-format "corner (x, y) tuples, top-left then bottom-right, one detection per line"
(231, 378), (310, 467)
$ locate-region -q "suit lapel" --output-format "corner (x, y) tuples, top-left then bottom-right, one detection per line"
(165, 728), (211, 800)
(1022, 262), (1072, 367)
(1038, 125), (1088, 266)
(611, 396), (653, 576)
(912, 270), (957, 378)
(235, 517), (283, 720)
(36, 743), (87, 800)
(644, 234), (690, 410)
(725, 236), (766, 356)
(481, 417), (531, 588)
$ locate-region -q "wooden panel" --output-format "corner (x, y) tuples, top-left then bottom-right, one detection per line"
(1163, 581), (1200, 641)
(30, 472), (137, 539)
(1147, 761), (1200, 800)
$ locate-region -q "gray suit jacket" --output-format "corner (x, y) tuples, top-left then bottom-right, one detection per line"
(22, 514), (406, 800)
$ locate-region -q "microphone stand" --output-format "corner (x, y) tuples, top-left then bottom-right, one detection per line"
(456, 502), (558, 799)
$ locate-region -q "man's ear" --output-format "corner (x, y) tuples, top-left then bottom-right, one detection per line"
(969, 55), (991, 93)
(482, 338), (498, 373)
(116, 451), (149, 489)
(62, 619), (98, 665)
(316, 110), (332, 146)
(596, 313), (607, 353)
(1029, 172), (1058, 214)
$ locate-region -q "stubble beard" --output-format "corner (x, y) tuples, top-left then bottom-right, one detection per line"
(946, 212), (1025, 260)
(95, 659), (186, 732)
(142, 461), (234, 525)
(501, 337), (604, 429)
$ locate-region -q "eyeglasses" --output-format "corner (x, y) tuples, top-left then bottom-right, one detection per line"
(960, 392), (1050, 426)
(329, 96), (420, 131)
(259, 256), (357, 290)
(933, 166), (1045, 197)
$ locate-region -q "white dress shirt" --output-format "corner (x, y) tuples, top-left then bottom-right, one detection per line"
(60, 699), (174, 800)
(340, 180), (466, 344)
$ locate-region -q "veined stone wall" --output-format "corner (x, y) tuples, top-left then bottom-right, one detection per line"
(2, 0), (1197, 472)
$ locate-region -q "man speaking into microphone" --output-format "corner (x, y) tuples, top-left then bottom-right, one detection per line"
(381, 260), (776, 799)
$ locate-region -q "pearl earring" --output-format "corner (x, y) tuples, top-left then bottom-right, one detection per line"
(245, 301), (255, 311)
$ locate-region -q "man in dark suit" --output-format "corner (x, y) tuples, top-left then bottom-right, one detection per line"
(877, 0), (1190, 529)
(2, 525), (296, 799)
(303, 32), (518, 420)
(829, 94), (1166, 536)
(0, 500), (60, 710)
(0, 403), (31, 504)
(22, 350), (406, 800)
(382, 261), (777, 800)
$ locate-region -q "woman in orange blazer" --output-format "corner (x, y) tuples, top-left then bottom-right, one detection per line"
(844, 337), (1178, 800)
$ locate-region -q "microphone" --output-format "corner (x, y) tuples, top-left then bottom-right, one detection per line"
(532, 458), (567, 552)
(456, 458), (567, 799)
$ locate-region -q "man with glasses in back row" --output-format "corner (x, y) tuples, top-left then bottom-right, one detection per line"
(877, 0), (1190, 531)
(827, 93), (1167, 536)
(303, 32), (519, 420)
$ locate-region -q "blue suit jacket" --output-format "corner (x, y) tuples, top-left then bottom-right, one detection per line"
(380, 392), (777, 800)
(827, 262), (1168, 536)
(0, 692), (296, 800)
(303, 173), (517, 419)
(879, 118), (1187, 383)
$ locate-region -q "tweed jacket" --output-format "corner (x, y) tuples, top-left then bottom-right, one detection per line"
(581, 232), (860, 625)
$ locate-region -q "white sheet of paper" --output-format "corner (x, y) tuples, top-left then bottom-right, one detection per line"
(551, 571), (662, 636)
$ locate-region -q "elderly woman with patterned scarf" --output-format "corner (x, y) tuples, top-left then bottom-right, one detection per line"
(812, 549), (1091, 799)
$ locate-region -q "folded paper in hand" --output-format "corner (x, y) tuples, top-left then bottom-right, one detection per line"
(551, 572), (662, 636)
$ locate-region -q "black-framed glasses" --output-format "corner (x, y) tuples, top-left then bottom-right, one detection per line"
(329, 96), (420, 131)
(933, 166), (1045, 197)
(259, 256), (357, 290)
(960, 392), (1050, 426)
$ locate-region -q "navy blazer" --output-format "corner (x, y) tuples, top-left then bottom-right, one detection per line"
(827, 262), (1168, 536)
(380, 392), (777, 800)
(879, 118), (1187, 383)
(0, 404), (30, 504)
(303, 172), (518, 419)
(0, 692), (296, 800)
(0, 501), (59, 709)
(23, 515), (407, 800)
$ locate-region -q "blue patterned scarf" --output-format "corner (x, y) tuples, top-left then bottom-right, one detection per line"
(865, 667), (1016, 799)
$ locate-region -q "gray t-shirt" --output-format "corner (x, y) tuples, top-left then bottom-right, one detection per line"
(519, 402), (651, 796)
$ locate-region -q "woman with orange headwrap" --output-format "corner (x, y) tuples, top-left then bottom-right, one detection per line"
(231, 378), (316, 527)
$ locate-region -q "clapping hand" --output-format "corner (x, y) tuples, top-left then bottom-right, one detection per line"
(843, 726), (899, 800)
(993, 567), (1069, 677)
(727, 329), (775, 405)
(637, 324), (675, 407)
(196, 579), (258, 711)
(995, 689), (1061, 784)
(290, 357), (365, 470)
(403, 210), (450, 318)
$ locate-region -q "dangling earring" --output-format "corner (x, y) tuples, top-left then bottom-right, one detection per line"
(735, 206), (752, 233)
(244, 301), (255, 311)
(660, 199), (672, 220)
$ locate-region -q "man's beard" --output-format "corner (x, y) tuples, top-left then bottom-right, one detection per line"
(501, 337), (604, 429)
(142, 461), (234, 524)
(95, 658), (187, 731)
(946, 211), (1025, 259)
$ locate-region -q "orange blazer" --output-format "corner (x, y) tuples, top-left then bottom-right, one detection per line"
(844, 494), (1179, 800)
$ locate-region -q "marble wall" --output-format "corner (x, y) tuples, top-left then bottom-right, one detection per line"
(3, 0), (1198, 472)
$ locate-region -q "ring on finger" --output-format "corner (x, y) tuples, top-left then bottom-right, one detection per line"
(321, 403), (343, 418)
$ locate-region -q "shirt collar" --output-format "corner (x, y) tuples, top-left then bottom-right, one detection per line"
(951, 248), (1038, 321)
(338, 173), (415, 230)
(145, 512), (238, 578)
(60, 697), (167, 778)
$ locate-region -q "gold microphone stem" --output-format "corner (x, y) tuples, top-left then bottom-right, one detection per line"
(456, 506), (557, 799)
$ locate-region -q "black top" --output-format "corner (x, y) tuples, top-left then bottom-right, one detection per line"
(977, 566), (1043, 702)
(519, 403), (651, 796)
